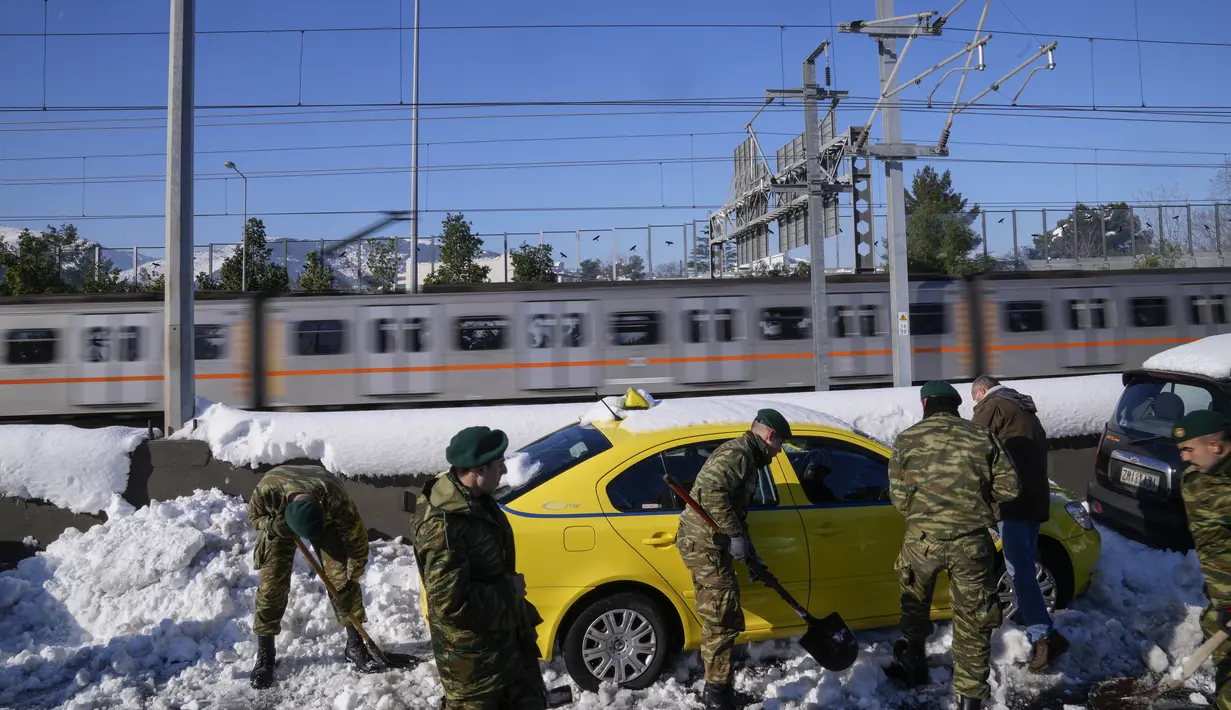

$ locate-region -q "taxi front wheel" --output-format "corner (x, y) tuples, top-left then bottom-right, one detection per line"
(563, 592), (670, 692)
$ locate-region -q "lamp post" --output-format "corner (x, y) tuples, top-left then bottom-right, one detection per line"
(224, 160), (247, 291)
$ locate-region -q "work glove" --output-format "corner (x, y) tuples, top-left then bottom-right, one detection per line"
(727, 535), (750, 561)
(1218, 607), (1231, 633)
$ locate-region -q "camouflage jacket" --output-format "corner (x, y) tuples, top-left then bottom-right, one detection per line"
(247, 464), (369, 577)
(677, 431), (774, 545)
(411, 470), (542, 698)
(1181, 453), (1231, 607)
(889, 411), (1021, 541)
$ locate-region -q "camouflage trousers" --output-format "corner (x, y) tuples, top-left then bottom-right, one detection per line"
(252, 531), (366, 637)
(895, 530), (1002, 700)
(438, 652), (547, 710)
(1199, 605), (1231, 710)
(678, 535), (744, 685)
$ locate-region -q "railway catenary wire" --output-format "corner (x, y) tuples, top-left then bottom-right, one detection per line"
(1, 267), (1229, 426)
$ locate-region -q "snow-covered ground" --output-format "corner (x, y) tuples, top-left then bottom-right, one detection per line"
(0, 488), (1218, 710)
(172, 373), (1125, 479)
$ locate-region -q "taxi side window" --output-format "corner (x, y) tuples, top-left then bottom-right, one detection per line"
(605, 439), (778, 513)
(784, 437), (890, 506)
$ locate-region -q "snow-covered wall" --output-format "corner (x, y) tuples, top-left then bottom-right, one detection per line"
(0, 425), (150, 515)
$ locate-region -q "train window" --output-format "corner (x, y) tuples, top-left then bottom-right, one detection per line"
(195, 325), (227, 361)
(1066, 299), (1108, 330)
(4, 329), (58, 365)
(831, 306), (854, 338)
(82, 325), (142, 362)
(295, 320), (347, 356)
(373, 319), (397, 353)
(1129, 297), (1170, 328)
(832, 306), (874, 338)
(760, 307), (810, 340)
(404, 318), (427, 352)
(1189, 296), (1227, 325)
(611, 312), (660, 346)
(715, 308), (734, 343)
(528, 314), (556, 349)
(909, 303), (947, 335)
(84, 327), (109, 362)
(1004, 301), (1047, 333)
(456, 316), (507, 351)
(685, 310), (708, 343)
(858, 305), (876, 336)
(116, 326), (142, 362)
(562, 313), (585, 348)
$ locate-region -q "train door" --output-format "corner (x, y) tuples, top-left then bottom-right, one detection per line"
(1057, 287), (1121, 368)
(516, 300), (599, 391)
(71, 311), (161, 407)
(827, 292), (891, 380)
(360, 304), (439, 396)
(193, 303), (245, 408)
(673, 296), (750, 384)
(1178, 283), (1230, 340)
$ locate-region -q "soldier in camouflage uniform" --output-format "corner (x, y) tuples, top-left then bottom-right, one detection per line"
(675, 408), (790, 710)
(412, 426), (549, 710)
(886, 381), (1020, 710)
(1174, 410), (1231, 710)
(245, 463), (381, 689)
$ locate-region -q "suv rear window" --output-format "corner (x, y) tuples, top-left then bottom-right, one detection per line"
(497, 423), (614, 503)
(1113, 377), (1231, 440)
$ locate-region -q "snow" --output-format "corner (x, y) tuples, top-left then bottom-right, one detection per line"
(0, 488), (1221, 709)
(176, 374), (1125, 478)
(1141, 334), (1231, 381)
(0, 425), (150, 515)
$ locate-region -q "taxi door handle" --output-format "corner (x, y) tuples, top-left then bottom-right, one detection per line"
(811, 524), (841, 537)
(642, 532), (676, 547)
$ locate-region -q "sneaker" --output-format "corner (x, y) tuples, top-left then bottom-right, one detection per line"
(1026, 630), (1070, 672)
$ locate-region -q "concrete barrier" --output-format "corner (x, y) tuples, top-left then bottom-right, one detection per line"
(1, 434), (1101, 570)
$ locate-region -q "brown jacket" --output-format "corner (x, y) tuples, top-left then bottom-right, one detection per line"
(972, 385), (1051, 523)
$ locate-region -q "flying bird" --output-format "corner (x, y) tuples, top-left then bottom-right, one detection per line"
(998, 217), (1005, 223)
(592, 235), (601, 241)
(665, 240), (674, 246)
(559, 251), (568, 258)
(630, 245), (637, 251)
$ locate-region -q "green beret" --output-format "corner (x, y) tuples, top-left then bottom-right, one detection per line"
(284, 498), (324, 541)
(446, 426), (509, 469)
(1172, 410), (1231, 443)
(920, 380), (961, 403)
(754, 408), (792, 438)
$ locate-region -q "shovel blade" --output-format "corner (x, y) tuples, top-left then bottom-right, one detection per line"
(1087, 674), (1192, 710)
(380, 651), (422, 670)
(799, 612), (859, 672)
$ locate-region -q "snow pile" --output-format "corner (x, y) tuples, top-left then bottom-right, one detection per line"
(175, 374), (1125, 478)
(0, 486), (1220, 708)
(0, 489), (435, 710)
(1142, 334), (1231, 381)
(0, 425), (150, 514)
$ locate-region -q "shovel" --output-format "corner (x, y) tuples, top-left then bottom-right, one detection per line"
(1088, 629), (1228, 710)
(663, 474), (859, 673)
(293, 537), (422, 672)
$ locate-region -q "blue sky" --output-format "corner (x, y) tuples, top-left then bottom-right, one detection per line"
(0, 0), (1229, 269)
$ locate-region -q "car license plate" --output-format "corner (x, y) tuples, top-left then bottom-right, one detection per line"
(1119, 465), (1160, 491)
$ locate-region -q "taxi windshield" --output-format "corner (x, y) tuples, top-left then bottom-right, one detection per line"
(496, 423), (613, 504)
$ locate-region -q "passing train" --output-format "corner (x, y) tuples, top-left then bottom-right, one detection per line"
(1, 266), (1229, 423)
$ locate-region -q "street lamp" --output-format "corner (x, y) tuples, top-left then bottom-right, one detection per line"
(224, 161), (248, 291)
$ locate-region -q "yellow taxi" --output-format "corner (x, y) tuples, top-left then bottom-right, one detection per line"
(438, 390), (1103, 692)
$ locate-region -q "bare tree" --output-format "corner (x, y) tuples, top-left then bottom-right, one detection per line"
(1213, 161), (1231, 203)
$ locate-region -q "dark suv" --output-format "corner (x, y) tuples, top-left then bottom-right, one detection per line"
(1087, 367), (1231, 552)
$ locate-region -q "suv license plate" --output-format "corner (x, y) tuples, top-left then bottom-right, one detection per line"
(1120, 465), (1160, 491)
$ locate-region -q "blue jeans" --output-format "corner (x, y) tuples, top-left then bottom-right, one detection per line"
(998, 520), (1054, 644)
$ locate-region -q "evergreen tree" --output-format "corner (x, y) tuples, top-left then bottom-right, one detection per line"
(899, 166), (985, 274)
(218, 218), (290, 292)
(83, 254), (124, 293)
(423, 213), (490, 285)
(195, 271), (220, 291)
(296, 249), (337, 292)
(1024, 202), (1150, 261)
(578, 258), (604, 281)
(0, 228), (72, 295)
(364, 238), (399, 292)
(617, 254), (647, 280)
(511, 243), (556, 282)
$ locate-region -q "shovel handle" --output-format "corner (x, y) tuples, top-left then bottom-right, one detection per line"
(292, 536), (385, 659)
(663, 474), (812, 621)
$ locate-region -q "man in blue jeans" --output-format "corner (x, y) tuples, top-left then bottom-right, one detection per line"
(972, 375), (1070, 672)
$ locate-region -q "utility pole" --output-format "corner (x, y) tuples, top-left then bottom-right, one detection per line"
(164, 0), (194, 433)
(842, 0), (1056, 386)
(408, 0), (421, 294)
(224, 161), (247, 291)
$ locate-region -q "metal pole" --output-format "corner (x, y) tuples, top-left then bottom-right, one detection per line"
(611, 228), (617, 280)
(408, 0), (421, 294)
(647, 225), (653, 279)
(1042, 209), (1049, 264)
(804, 47), (831, 391)
(1011, 209), (1018, 264)
(1158, 205), (1165, 255)
(503, 232), (508, 282)
(132, 246), (139, 286)
(981, 211), (988, 258)
(1217, 204), (1223, 255)
(1187, 203), (1194, 255)
(877, 0), (912, 387)
(682, 224), (688, 278)
(575, 230), (581, 274)
(164, 0), (195, 433)
(242, 174), (247, 289)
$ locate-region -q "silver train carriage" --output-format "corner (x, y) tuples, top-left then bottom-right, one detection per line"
(1, 267), (1228, 422)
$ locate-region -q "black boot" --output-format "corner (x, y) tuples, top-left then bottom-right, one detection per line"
(249, 635), (276, 689)
(884, 638), (929, 686)
(345, 625), (383, 673)
(956, 695), (983, 710)
(703, 681), (735, 710)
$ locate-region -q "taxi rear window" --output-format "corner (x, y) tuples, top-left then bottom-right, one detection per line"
(497, 423), (613, 504)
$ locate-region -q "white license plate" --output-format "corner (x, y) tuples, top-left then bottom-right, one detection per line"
(1119, 465), (1160, 491)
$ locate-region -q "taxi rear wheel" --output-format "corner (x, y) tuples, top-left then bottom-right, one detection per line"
(563, 592), (670, 692)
